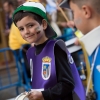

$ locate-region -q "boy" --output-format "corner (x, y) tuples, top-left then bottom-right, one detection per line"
(13, 1), (85, 100)
(60, 0), (100, 100)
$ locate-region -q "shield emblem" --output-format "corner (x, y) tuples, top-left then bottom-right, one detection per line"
(42, 56), (51, 80)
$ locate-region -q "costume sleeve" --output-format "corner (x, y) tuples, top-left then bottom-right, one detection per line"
(42, 43), (75, 100)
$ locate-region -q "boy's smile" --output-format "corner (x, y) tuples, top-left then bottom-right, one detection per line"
(16, 16), (48, 45)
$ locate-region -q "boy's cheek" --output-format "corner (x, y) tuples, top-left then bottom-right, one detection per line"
(74, 18), (82, 26)
(20, 33), (25, 40)
(34, 26), (41, 34)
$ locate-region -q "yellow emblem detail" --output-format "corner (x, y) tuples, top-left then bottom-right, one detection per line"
(42, 56), (52, 63)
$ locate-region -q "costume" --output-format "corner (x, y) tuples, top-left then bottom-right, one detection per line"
(13, 1), (85, 99)
(5, 14), (12, 29)
(80, 26), (100, 100)
(27, 39), (85, 100)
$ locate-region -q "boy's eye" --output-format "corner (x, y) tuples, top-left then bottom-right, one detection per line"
(19, 28), (24, 31)
(28, 24), (34, 28)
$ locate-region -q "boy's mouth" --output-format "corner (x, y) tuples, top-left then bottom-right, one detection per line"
(26, 34), (35, 38)
(26, 31), (40, 38)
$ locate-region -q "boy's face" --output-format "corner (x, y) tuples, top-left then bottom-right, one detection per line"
(16, 16), (47, 44)
(69, 1), (89, 34)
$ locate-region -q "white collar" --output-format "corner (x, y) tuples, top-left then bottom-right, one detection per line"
(80, 26), (100, 56)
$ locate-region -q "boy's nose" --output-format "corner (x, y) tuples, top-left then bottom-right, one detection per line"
(24, 28), (30, 34)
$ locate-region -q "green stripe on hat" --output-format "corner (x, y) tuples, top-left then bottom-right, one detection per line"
(13, 6), (48, 21)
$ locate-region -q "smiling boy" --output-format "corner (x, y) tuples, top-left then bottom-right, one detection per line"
(13, 1), (85, 100)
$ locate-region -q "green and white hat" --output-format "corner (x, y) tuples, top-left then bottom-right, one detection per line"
(13, 2), (57, 38)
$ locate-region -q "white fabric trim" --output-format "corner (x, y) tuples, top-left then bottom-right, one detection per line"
(23, 2), (46, 13)
(31, 88), (44, 91)
(80, 26), (100, 56)
(30, 58), (33, 81)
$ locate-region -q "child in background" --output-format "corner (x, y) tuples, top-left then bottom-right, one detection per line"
(13, 1), (85, 100)
(60, 0), (100, 100)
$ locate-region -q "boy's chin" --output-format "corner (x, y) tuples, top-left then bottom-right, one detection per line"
(26, 40), (35, 44)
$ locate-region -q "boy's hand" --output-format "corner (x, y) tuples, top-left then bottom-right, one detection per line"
(28, 91), (44, 100)
(60, 22), (68, 27)
(74, 38), (80, 46)
(67, 21), (75, 28)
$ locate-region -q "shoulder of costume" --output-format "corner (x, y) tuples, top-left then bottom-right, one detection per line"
(26, 46), (35, 56)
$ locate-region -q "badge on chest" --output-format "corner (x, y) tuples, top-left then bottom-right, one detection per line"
(42, 56), (51, 80)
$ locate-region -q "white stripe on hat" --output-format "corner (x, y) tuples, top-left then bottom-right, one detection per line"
(23, 2), (46, 13)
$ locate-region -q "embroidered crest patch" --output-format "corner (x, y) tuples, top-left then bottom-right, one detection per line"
(42, 56), (51, 80)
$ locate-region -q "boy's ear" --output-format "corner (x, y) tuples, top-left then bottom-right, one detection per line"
(82, 5), (92, 19)
(42, 19), (48, 30)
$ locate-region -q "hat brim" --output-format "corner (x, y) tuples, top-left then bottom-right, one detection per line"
(59, 0), (70, 8)
(46, 23), (57, 39)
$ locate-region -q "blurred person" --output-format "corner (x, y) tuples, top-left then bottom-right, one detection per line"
(46, 0), (62, 36)
(56, 8), (69, 33)
(46, 0), (57, 22)
(2, 0), (15, 62)
(61, 0), (100, 99)
(3, 0), (14, 38)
